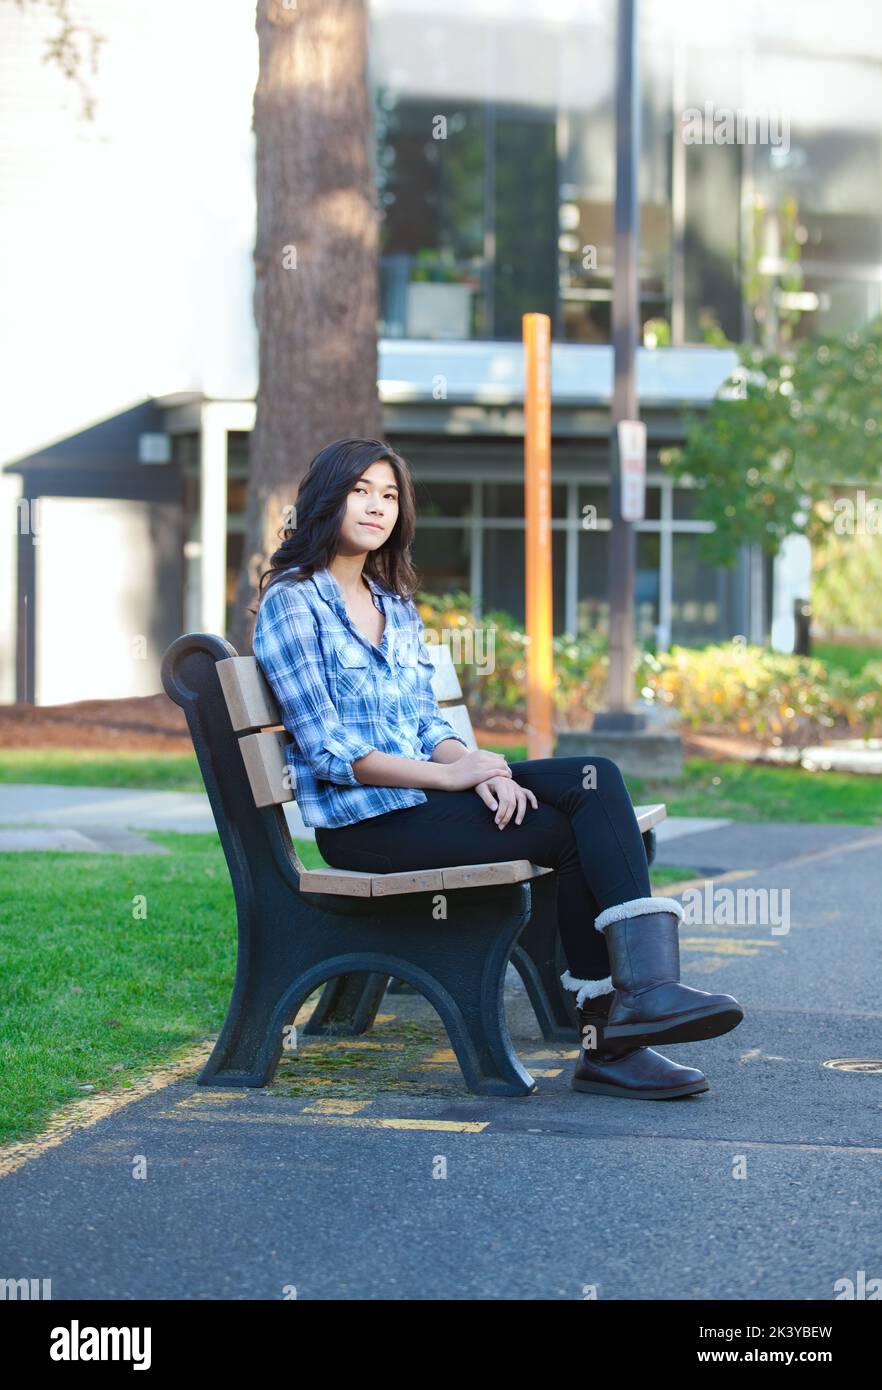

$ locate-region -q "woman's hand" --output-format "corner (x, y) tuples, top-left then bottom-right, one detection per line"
(439, 749), (512, 791)
(474, 775), (539, 830)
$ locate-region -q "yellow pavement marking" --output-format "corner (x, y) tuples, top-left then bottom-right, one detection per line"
(410, 1063), (560, 1078)
(156, 1108), (488, 1132)
(0, 1038), (218, 1182)
(175, 1090), (239, 1105)
(680, 937), (780, 955)
(656, 868), (759, 896)
(302, 1099), (372, 1114)
(298, 1040), (406, 1051)
(523, 1050), (580, 1061)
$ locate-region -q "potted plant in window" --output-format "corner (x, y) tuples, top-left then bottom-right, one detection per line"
(406, 248), (475, 339)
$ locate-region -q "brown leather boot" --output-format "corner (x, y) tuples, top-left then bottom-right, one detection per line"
(596, 897), (744, 1050)
(571, 989), (708, 1100)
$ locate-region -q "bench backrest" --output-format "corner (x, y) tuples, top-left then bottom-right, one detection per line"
(216, 644), (476, 809)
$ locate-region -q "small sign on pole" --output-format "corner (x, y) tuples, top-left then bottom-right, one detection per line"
(617, 419), (646, 521)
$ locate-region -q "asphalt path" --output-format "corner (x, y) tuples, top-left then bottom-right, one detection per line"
(2, 817), (880, 1299)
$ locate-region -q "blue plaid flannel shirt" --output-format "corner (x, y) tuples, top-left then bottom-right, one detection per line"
(251, 565), (469, 828)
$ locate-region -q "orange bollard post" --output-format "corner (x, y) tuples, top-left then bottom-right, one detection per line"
(523, 312), (554, 760)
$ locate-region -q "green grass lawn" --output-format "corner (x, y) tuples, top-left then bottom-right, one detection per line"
(624, 757), (882, 825)
(1, 747), (880, 824)
(812, 640), (882, 677)
(0, 828), (694, 1147)
(0, 749), (204, 792)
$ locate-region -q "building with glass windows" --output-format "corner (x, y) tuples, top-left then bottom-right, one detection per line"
(3, 0), (880, 700)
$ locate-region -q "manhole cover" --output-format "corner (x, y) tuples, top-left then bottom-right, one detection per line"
(822, 1059), (882, 1073)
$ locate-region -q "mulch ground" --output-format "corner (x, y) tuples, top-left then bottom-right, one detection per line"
(0, 692), (771, 762)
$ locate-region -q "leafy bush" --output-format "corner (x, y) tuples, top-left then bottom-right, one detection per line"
(415, 590), (882, 743)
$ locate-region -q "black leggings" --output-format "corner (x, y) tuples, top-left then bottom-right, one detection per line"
(314, 756), (653, 981)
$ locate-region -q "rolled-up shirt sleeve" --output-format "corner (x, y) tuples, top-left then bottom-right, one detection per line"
(410, 607), (469, 758)
(252, 583), (377, 786)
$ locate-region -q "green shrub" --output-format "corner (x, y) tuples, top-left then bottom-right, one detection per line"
(415, 590), (882, 743)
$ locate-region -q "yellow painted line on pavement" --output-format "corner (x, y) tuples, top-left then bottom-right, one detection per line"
(680, 937), (780, 955)
(523, 1050), (580, 1061)
(411, 1063), (561, 1078)
(655, 868), (760, 896)
(302, 1099), (372, 1114)
(299, 1040), (407, 1051)
(156, 1108), (489, 1133)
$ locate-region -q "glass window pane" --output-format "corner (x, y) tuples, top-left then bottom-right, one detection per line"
(673, 487), (702, 519)
(636, 533), (660, 643)
(577, 529), (609, 637)
(376, 97), (486, 340)
(482, 527), (566, 629)
(227, 479), (248, 515)
(579, 482), (660, 521)
(671, 535), (737, 645)
(493, 109), (559, 338)
(412, 524), (472, 596)
(484, 482), (566, 518)
(227, 431), (250, 476)
(415, 480), (474, 518)
(579, 530), (661, 642)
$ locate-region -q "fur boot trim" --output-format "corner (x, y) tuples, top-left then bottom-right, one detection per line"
(560, 970), (614, 1007)
(594, 895), (685, 933)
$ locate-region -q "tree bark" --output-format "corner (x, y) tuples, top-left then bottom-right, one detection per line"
(229, 0), (384, 653)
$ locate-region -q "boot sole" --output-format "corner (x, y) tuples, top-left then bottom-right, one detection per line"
(603, 1004), (744, 1049)
(571, 1076), (709, 1099)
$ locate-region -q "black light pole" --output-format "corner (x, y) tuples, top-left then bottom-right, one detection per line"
(594, 0), (645, 734)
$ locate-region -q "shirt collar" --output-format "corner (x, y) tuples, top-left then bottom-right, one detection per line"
(311, 566), (394, 615)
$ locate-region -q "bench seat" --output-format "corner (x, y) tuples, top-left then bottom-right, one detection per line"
(299, 802), (667, 897)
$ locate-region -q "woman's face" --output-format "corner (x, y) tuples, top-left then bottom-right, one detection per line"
(342, 459), (400, 553)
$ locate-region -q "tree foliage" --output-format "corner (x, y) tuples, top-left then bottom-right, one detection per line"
(661, 317), (882, 566)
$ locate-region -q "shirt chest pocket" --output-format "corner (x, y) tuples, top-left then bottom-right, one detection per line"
(334, 641), (372, 702)
(393, 645), (420, 692)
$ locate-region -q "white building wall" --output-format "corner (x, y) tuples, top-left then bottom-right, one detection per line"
(0, 0), (259, 473)
(0, 475), (24, 702)
(34, 496), (166, 704)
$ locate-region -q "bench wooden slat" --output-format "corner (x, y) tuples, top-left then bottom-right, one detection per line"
(634, 803), (666, 833)
(299, 858), (555, 897)
(437, 702), (478, 750)
(424, 642), (463, 702)
(217, 656), (282, 732)
(239, 729), (294, 807)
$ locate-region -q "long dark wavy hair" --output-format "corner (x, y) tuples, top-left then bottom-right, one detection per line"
(251, 438), (420, 616)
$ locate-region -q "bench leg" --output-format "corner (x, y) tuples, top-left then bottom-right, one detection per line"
(302, 971), (391, 1035)
(405, 927), (536, 1097)
(312, 872), (584, 1044)
(199, 887), (536, 1097)
(510, 872), (580, 1042)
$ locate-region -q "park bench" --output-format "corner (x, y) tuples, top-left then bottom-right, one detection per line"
(160, 630), (666, 1097)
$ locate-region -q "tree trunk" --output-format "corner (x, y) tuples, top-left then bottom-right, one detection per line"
(229, 0), (384, 653)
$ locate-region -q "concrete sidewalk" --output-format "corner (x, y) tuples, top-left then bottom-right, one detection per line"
(0, 781), (736, 853)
